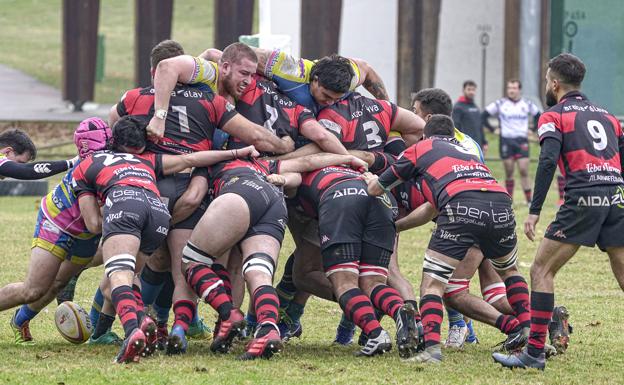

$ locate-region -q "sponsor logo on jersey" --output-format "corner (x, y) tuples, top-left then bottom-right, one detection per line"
(437, 229), (459, 241)
(332, 187), (367, 199)
(156, 226), (169, 235)
(106, 211), (123, 223)
(34, 163), (52, 174)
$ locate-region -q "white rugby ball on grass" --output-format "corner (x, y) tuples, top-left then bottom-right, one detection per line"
(55, 301), (93, 344)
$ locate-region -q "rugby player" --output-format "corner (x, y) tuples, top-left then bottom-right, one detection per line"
(0, 118), (109, 345)
(73, 115), (260, 363)
(367, 115), (529, 363)
(0, 128), (78, 180)
(493, 53), (624, 370)
(483, 79), (541, 204)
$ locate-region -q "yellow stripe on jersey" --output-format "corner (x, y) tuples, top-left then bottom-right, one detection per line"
(388, 130), (402, 138)
(190, 57), (219, 94)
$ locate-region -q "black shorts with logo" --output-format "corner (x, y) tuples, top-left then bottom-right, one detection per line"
(545, 184), (624, 250)
(429, 191), (516, 261)
(218, 175), (288, 243)
(157, 172), (209, 230)
(500, 136), (529, 159)
(102, 186), (171, 254)
(318, 179), (397, 270)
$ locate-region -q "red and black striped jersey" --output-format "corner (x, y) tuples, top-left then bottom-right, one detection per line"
(370, 151), (426, 213)
(227, 75), (315, 153)
(378, 136), (507, 210)
(116, 84), (238, 155)
(296, 166), (363, 218)
(317, 92), (397, 151)
(537, 91), (623, 189)
(72, 151), (162, 203)
(209, 158), (280, 196)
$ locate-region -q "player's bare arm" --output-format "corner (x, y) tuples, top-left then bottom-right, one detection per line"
(395, 202), (437, 232)
(299, 119), (349, 155)
(77, 194), (102, 234)
(170, 175), (209, 224)
(250, 47), (272, 76)
(279, 153), (367, 174)
(272, 143), (322, 160)
(199, 48), (223, 62)
(266, 172), (302, 196)
(161, 145), (259, 175)
(392, 107), (426, 146)
(351, 58), (389, 100)
(222, 114), (295, 154)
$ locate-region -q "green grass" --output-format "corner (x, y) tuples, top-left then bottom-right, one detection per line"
(0, 135), (623, 384)
(0, 0), (219, 104)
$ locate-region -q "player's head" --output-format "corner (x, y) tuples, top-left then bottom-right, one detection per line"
(0, 128), (36, 163)
(219, 43), (258, 100)
(462, 80), (477, 100)
(150, 40), (185, 74)
(74, 117), (112, 159)
(412, 88), (453, 122)
(545, 53), (586, 107)
(110, 116), (147, 154)
(424, 114), (454, 138)
(506, 79), (522, 100)
(309, 54), (354, 106)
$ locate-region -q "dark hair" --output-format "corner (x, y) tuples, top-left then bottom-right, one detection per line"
(150, 40), (185, 69)
(424, 115), (455, 137)
(507, 79), (522, 89)
(463, 80), (477, 89)
(412, 88), (453, 116)
(548, 53), (586, 87)
(0, 128), (36, 160)
(309, 54), (354, 94)
(221, 42), (258, 65)
(110, 116), (147, 152)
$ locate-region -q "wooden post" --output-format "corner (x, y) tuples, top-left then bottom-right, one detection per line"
(62, 0), (100, 110)
(300, 0), (342, 58)
(214, 0), (255, 50)
(134, 0), (174, 87)
(504, 0), (521, 87)
(539, 0), (551, 103)
(396, 0), (441, 108)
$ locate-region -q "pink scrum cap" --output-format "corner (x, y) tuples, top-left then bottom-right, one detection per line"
(73, 117), (112, 159)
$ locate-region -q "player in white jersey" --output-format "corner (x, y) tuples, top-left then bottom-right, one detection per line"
(484, 80), (541, 204)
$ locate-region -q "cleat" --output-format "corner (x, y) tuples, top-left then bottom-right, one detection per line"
(89, 331), (123, 346)
(404, 344), (443, 364)
(445, 325), (468, 349)
(549, 305), (571, 354)
(395, 303), (420, 358)
(187, 318), (213, 341)
(210, 309), (246, 354)
(114, 329), (146, 364)
(355, 330), (392, 357)
(139, 315), (157, 357)
(544, 343), (558, 359)
(334, 323), (356, 346)
(239, 325), (283, 360)
(492, 347), (545, 370)
(155, 324), (168, 351)
(10, 310), (35, 346)
(494, 327), (528, 353)
(166, 325), (188, 355)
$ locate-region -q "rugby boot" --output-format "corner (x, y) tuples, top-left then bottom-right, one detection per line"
(492, 347), (545, 370)
(239, 324), (284, 360)
(334, 323), (356, 345)
(404, 343), (443, 364)
(357, 331), (368, 347)
(494, 327), (528, 353)
(155, 323), (168, 350)
(10, 310), (35, 346)
(114, 328), (146, 364)
(187, 317), (213, 341)
(549, 305), (571, 354)
(277, 309), (302, 342)
(395, 303), (420, 358)
(355, 329), (392, 357)
(89, 331), (123, 345)
(445, 324), (468, 349)
(166, 325), (188, 355)
(139, 315), (157, 357)
(210, 309), (246, 353)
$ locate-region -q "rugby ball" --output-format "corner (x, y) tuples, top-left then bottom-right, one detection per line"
(54, 301), (93, 344)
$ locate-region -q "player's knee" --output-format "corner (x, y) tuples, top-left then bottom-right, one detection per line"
(359, 275), (386, 295)
(529, 261), (550, 284)
(181, 241), (215, 267)
(481, 281), (506, 305)
(490, 247), (518, 273)
(22, 286), (47, 303)
(104, 253), (136, 278)
(422, 253), (456, 286)
(242, 252), (275, 280)
(444, 278), (470, 302)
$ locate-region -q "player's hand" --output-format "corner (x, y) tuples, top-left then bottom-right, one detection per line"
(67, 154), (80, 167)
(280, 136), (295, 153)
(524, 214), (540, 241)
(236, 145), (260, 158)
(362, 172), (382, 196)
(349, 156), (368, 173)
(266, 174), (287, 186)
(146, 116), (166, 142)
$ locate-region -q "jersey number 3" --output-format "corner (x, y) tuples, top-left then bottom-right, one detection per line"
(363, 121), (383, 149)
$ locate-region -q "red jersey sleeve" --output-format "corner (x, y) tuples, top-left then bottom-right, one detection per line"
(116, 88), (140, 117)
(71, 158), (96, 197)
(207, 94), (239, 128)
(295, 105), (315, 127)
(537, 110), (563, 144)
(378, 144), (417, 190)
(317, 108), (347, 141)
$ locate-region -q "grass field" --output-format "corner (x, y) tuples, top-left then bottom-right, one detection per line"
(0, 0), (225, 104)
(0, 140), (623, 385)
